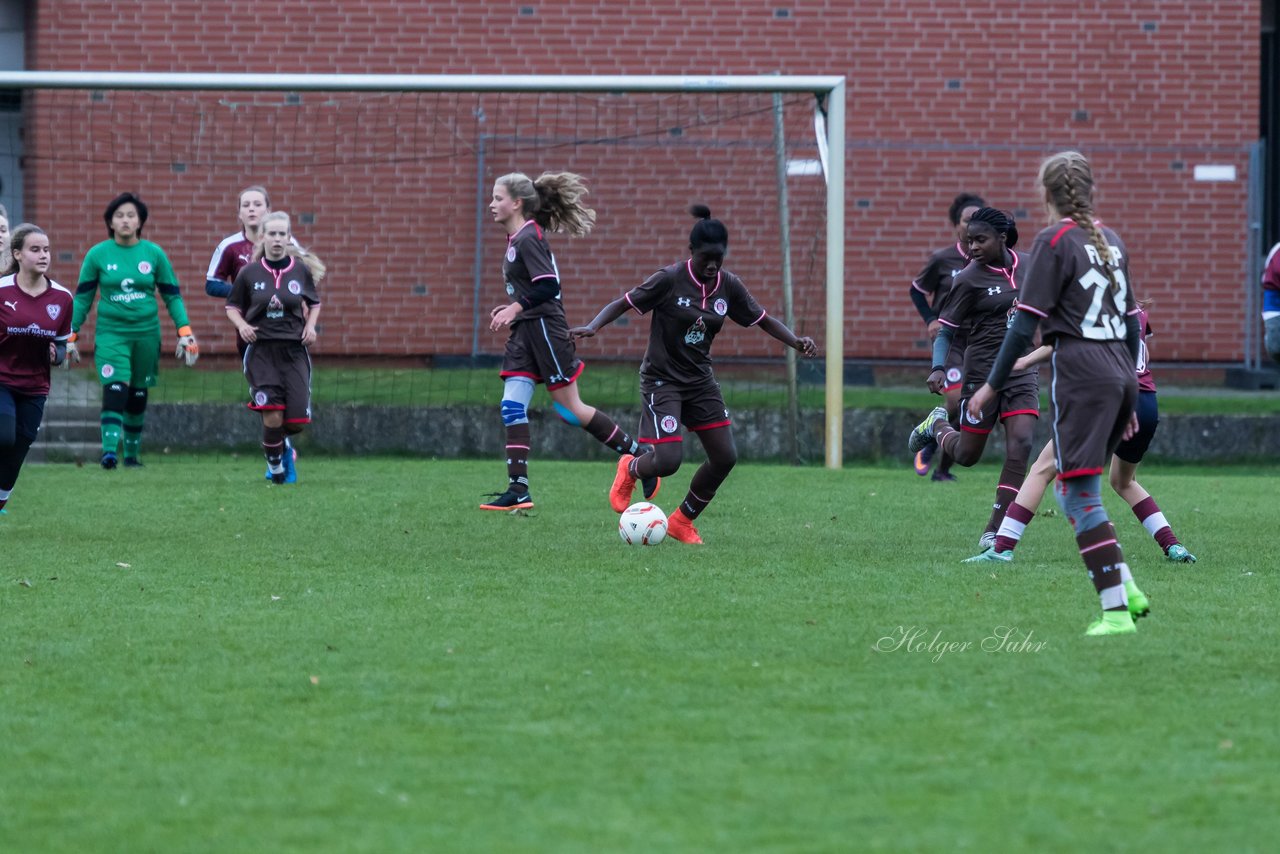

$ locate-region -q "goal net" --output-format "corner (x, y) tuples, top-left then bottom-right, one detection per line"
(1, 73), (845, 466)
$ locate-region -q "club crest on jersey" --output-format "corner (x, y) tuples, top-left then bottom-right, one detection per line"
(506, 246), (517, 263)
(46, 304), (61, 320)
(138, 261), (153, 275)
(713, 298), (728, 316)
(684, 316), (707, 346)
(676, 297), (692, 307)
(101, 364), (115, 379)
(660, 415), (678, 434)
(946, 367), (962, 384)
(288, 280), (302, 295)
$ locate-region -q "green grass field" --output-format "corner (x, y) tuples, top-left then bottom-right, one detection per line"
(3, 458), (1278, 851)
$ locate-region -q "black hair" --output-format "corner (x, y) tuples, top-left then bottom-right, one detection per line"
(967, 207), (1018, 249)
(948, 193), (986, 226)
(103, 192), (149, 237)
(688, 204), (729, 248)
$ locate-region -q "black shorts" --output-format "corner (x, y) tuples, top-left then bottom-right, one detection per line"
(1113, 390), (1158, 464)
(1048, 339), (1137, 478)
(499, 315), (584, 390)
(637, 379), (732, 445)
(244, 340), (313, 424)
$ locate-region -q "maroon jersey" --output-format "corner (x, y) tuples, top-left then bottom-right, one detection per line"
(1135, 308), (1156, 393)
(936, 250), (1033, 387)
(0, 275), (75, 395)
(503, 220), (563, 324)
(208, 232), (256, 284)
(624, 260), (766, 387)
(227, 257), (320, 342)
(1263, 243), (1280, 292)
(1017, 220), (1138, 347)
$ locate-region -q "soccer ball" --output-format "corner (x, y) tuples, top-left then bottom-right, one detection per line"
(618, 502), (668, 545)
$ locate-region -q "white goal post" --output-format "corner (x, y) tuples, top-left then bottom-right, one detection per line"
(0, 70), (846, 468)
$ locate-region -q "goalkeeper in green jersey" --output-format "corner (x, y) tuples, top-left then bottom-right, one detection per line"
(66, 192), (200, 469)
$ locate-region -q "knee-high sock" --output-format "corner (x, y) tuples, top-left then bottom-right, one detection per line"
(505, 422), (531, 492)
(984, 458), (1028, 534)
(1131, 496), (1180, 551)
(583, 411), (640, 456)
(101, 411), (123, 455)
(123, 413), (144, 459)
(994, 502), (1036, 553)
(1077, 521), (1129, 611)
(263, 423), (286, 471)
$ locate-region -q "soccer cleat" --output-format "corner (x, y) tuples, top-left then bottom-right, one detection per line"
(907, 406), (949, 454)
(479, 489), (534, 511)
(1085, 611), (1138, 636)
(962, 547), (1013, 563)
(123, 457), (144, 468)
(100, 452), (118, 470)
(1165, 544), (1197, 564)
(283, 443), (298, 484)
(931, 470), (957, 483)
(913, 440), (937, 476)
(978, 531), (996, 551)
(610, 454), (638, 512)
(1124, 580), (1150, 621)
(665, 508), (704, 544)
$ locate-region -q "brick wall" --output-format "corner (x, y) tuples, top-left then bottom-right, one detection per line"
(22, 1), (1259, 362)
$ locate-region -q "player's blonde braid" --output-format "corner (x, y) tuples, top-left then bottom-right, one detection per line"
(533, 172), (596, 237)
(1041, 151), (1119, 291)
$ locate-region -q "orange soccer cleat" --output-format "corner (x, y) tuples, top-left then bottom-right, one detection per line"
(610, 455), (638, 513)
(665, 508), (704, 544)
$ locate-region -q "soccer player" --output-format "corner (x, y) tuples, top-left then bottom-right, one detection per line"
(68, 192), (199, 469)
(483, 171), (657, 511)
(206, 186), (271, 298)
(906, 208), (1038, 551)
(1, 224), (74, 515)
(965, 305), (1196, 564)
(571, 205), (818, 544)
(205, 186), (299, 482)
(1262, 241), (1280, 363)
(963, 150), (1150, 637)
(909, 192), (984, 481)
(225, 211), (322, 485)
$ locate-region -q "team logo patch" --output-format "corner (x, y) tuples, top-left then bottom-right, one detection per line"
(138, 261), (152, 275)
(288, 280), (302, 295)
(101, 364), (115, 379)
(660, 415), (678, 434)
(713, 298), (728, 316)
(506, 246), (517, 263)
(46, 304), (61, 320)
(945, 367), (962, 385)
(254, 391), (268, 406)
(964, 407), (983, 425)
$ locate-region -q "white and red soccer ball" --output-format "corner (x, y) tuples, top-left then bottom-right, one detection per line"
(618, 502), (667, 545)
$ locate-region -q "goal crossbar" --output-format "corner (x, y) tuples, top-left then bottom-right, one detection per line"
(0, 70), (846, 468)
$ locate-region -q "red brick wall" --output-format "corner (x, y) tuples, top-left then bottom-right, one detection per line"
(23, 1), (1260, 362)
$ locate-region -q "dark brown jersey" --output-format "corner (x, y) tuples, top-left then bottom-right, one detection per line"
(1017, 220), (1137, 347)
(911, 241), (969, 306)
(503, 220), (564, 324)
(624, 260), (766, 387)
(936, 250), (1034, 386)
(227, 257), (320, 342)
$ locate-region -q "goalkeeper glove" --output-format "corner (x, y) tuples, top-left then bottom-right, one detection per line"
(175, 325), (199, 367)
(63, 333), (82, 370)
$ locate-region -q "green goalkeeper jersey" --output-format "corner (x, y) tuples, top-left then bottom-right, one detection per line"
(73, 239), (190, 335)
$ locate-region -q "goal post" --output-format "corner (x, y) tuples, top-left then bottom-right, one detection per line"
(0, 71), (846, 467)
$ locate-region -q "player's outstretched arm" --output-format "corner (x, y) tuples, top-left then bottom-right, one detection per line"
(571, 297), (630, 339)
(757, 315), (817, 357)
